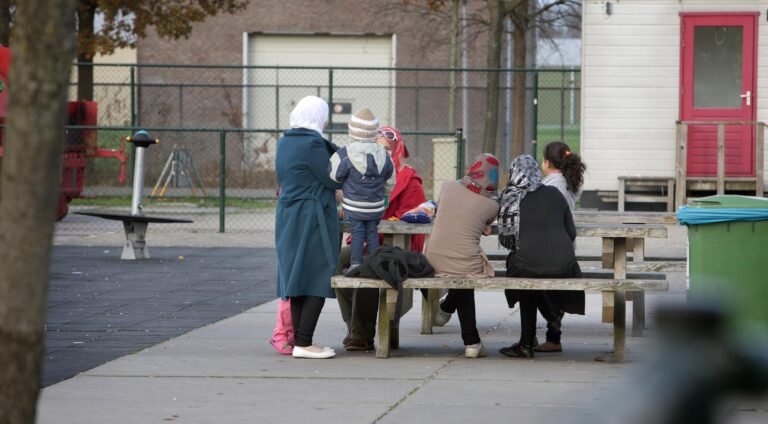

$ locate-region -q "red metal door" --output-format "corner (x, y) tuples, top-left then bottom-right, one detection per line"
(680, 13), (758, 176)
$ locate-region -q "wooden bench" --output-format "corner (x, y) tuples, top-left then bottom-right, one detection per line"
(599, 177), (676, 212)
(331, 276), (669, 362)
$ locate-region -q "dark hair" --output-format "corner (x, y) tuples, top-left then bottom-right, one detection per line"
(543, 141), (586, 193)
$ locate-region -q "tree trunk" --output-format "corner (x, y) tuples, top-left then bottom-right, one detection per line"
(0, 0), (76, 422)
(481, 0), (503, 156)
(511, 0), (529, 158)
(0, 0), (10, 46)
(76, 0), (96, 101)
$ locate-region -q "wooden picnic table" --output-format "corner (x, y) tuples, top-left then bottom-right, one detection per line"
(342, 220), (669, 338)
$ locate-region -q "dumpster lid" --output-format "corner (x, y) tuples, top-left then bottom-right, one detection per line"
(687, 195), (768, 209)
(678, 195), (768, 225)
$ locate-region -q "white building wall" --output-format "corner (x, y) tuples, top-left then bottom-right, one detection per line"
(581, 0), (768, 191)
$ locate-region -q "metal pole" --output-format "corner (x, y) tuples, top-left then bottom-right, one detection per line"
(219, 131), (226, 233)
(448, 0), (459, 130)
(275, 67), (280, 129)
(532, 71), (539, 161)
(560, 71), (566, 141)
(130, 67), (137, 180)
(130, 67), (136, 127)
(569, 68), (576, 125)
(503, 16), (512, 169)
(328, 68), (334, 142)
(178, 85), (183, 127)
(455, 128), (465, 179)
(131, 146), (146, 216)
(461, 0), (469, 165)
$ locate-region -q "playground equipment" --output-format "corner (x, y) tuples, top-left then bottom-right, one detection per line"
(77, 131), (192, 260)
(0, 46), (128, 220)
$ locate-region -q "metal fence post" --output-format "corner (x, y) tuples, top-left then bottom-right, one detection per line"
(455, 128), (465, 179)
(178, 85), (184, 127)
(129, 66), (137, 180)
(328, 68), (334, 142)
(532, 71), (539, 161)
(560, 71), (566, 141)
(219, 130), (226, 233)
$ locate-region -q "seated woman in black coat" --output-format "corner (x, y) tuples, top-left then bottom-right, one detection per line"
(497, 154), (584, 358)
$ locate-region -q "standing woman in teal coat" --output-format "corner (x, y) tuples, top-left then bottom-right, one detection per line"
(275, 96), (342, 359)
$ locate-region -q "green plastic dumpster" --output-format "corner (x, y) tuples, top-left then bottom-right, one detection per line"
(678, 195), (768, 334)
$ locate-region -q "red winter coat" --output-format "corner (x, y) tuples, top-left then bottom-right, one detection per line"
(382, 166), (427, 253)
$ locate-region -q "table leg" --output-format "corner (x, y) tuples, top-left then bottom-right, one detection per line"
(632, 291), (645, 337)
(618, 178), (626, 212)
(376, 288), (390, 358)
(613, 290), (626, 363)
(122, 221), (150, 260)
(601, 237), (619, 323)
(666, 179), (675, 212)
(421, 289), (438, 334)
(613, 238), (627, 279)
(632, 238), (645, 262)
(386, 288), (400, 350)
(628, 237), (645, 337)
(601, 238), (614, 269)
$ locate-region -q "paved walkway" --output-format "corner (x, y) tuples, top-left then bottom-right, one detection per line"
(37, 291), (768, 423)
(40, 220), (768, 423)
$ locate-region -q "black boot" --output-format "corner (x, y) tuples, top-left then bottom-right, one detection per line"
(499, 342), (534, 358)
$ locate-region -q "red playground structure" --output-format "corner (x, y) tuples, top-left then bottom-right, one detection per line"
(0, 47), (128, 220)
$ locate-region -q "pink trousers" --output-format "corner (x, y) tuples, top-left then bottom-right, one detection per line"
(269, 298), (294, 355)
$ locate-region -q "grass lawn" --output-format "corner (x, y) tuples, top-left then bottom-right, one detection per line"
(534, 126), (581, 159)
(70, 196), (277, 209)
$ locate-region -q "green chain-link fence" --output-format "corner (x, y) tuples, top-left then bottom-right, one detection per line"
(55, 64), (579, 234)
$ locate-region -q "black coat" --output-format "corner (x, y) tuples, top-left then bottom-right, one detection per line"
(504, 186), (584, 315)
(347, 246), (434, 318)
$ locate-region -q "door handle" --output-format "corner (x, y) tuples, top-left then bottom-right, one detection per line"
(740, 91), (752, 106)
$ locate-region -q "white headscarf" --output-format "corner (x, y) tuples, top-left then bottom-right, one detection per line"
(289, 96), (329, 136)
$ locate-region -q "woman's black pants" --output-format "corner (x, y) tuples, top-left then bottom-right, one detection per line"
(289, 295), (326, 347)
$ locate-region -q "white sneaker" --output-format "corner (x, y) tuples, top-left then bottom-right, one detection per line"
(292, 345), (336, 359)
(433, 302), (453, 327)
(464, 342), (487, 358)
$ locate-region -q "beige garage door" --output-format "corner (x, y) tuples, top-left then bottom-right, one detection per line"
(244, 34), (395, 138)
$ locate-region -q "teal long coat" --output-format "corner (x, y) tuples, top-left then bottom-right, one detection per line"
(275, 128), (342, 299)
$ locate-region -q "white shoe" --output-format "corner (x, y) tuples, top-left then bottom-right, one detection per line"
(292, 345), (336, 359)
(464, 342), (487, 358)
(433, 303), (453, 327)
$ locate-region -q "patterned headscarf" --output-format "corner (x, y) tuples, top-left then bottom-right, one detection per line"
(498, 154), (543, 252)
(377, 126), (409, 171)
(460, 153), (499, 198)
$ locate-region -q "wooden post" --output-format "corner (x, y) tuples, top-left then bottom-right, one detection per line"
(613, 289), (626, 363)
(717, 124), (725, 195)
(387, 288), (399, 350)
(675, 122), (688, 208)
(601, 237), (617, 323)
(421, 288), (438, 334)
(757, 122), (765, 197)
(666, 178), (675, 212)
(376, 288), (390, 358)
(618, 177), (626, 212)
(629, 237), (645, 336)
(632, 288), (646, 337)
(613, 238), (627, 278)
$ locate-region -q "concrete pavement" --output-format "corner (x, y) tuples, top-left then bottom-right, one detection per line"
(40, 216), (768, 423)
(37, 289), (768, 423)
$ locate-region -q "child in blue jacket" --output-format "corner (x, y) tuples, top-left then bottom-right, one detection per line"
(329, 108), (395, 273)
